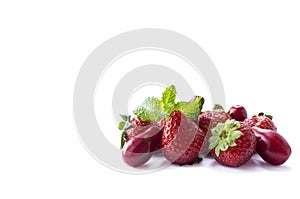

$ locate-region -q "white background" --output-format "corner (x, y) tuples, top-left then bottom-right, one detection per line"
(1, 1), (299, 198)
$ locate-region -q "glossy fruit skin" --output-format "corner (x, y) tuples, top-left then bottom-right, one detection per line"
(198, 110), (232, 156)
(122, 137), (152, 167)
(211, 122), (257, 167)
(244, 116), (277, 130)
(252, 127), (291, 165)
(125, 126), (150, 141)
(135, 126), (162, 152)
(228, 105), (248, 121)
(198, 110), (232, 134)
(162, 110), (205, 165)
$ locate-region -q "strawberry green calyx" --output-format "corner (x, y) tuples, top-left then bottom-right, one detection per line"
(257, 112), (273, 120)
(209, 119), (243, 157)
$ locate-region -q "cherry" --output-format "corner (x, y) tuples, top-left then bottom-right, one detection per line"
(126, 125), (150, 141)
(135, 126), (163, 152)
(228, 105), (248, 121)
(122, 137), (152, 167)
(252, 127), (291, 165)
(122, 126), (163, 167)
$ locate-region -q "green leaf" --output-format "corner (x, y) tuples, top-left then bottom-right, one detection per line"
(215, 147), (221, 157)
(231, 130), (243, 139)
(132, 85), (204, 122)
(208, 136), (219, 150)
(208, 119), (243, 157)
(133, 97), (166, 121)
(160, 85), (177, 115)
(120, 131), (127, 149)
(213, 104), (224, 110)
(219, 140), (228, 151)
(175, 96), (203, 120)
(118, 115), (131, 131)
(258, 112), (264, 116)
(161, 85), (176, 105)
(120, 115), (129, 121)
(265, 114), (273, 120)
(256, 112), (273, 120)
(118, 121), (125, 130)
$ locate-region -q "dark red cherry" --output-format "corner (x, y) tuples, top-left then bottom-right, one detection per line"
(135, 126), (163, 152)
(228, 105), (248, 121)
(252, 127), (291, 165)
(122, 137), (152, 167)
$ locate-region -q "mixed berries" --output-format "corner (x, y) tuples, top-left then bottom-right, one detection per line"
(118, 85), (292, 168)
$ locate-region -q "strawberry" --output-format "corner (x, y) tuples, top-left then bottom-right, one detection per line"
(198, 109), (232, 135)
(244, 112), (276, 130)
(197, 109), (232, 156)
(162, 110), (205, 165)
(131, 117), (151, 127)
(209, 119), (257, 167)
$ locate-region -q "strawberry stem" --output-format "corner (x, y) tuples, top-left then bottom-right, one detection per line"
(208, 119), (243, 157)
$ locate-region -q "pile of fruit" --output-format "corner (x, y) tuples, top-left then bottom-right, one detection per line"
(119, 85), (291, 167)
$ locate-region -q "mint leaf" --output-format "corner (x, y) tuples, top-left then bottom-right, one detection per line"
(175, 96), (203, 120)
(161, 85), (176, 114)
(132, 85), (204, 121)
(133, 97), (166, 121)
(118, 115), (131, 131)
(161, 85), (176, 104)
(120, 131), (127, 149)
(213, 104), (224, 110)
(118, 121), (125, 130)
(120, 115), (129, 121)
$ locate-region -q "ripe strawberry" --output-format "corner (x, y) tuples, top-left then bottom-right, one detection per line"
(162, 110), (205, 165)
(244, 112), (276, 130)
(198, 109), (232, 134)
(197, 110), (232, 156)
(131, 117), (151, 127)
(209, 119), (257, 167)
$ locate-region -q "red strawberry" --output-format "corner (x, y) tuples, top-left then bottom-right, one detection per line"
(197, 110), (232, 156)
(131, 117), (151, 127)
(244, 113), (276, 130)
(209, 119), (257, 167)
(162, 110), (205, 165)
(198, 109), (232, 134)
